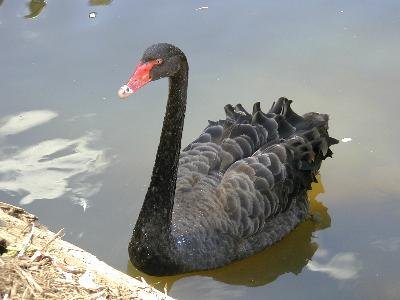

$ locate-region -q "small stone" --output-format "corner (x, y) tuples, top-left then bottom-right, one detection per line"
(0, 238), (7, 255)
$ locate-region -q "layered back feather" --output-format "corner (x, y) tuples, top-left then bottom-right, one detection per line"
(168, 97), (337, 272)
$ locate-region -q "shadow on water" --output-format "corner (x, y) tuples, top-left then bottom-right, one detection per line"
(127, 177), (331, 292)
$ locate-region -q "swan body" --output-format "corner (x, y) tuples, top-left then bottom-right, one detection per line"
(118, 43), (338, 276)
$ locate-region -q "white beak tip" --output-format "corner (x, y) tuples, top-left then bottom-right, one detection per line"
(118, 85), (133, 99)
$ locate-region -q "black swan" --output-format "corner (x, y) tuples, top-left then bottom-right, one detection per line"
(118, 43), (338, 276)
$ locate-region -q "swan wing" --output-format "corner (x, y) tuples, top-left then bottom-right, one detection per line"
(176, 98), (338, 240)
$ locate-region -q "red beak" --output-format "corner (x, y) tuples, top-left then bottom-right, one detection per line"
(118, 60), (159, 99)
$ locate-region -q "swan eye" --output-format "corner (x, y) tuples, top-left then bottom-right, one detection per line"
(155, 58), (163, 65)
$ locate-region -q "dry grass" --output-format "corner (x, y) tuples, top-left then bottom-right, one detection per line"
(0, 202), (172, 300)
(0, 251), (145, 299)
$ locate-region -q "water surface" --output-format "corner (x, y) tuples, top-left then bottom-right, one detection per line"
(1, 1), (400, 299)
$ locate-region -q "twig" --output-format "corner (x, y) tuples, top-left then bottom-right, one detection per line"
(42, 228), (64, 252)
(10, 282), (18, 298)
(89, 289), (107, 299)
(15, 264), (43, 293)
(140, 276), (148, 285)
(30, 250), (44, 262)
(164, 283), (168, 295)
(18, 223), (35, 257)
(21, 287), (31, 300)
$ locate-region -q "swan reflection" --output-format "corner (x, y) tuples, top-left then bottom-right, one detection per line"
(0, 110), (110, 208)
(127, 177), (331, 291)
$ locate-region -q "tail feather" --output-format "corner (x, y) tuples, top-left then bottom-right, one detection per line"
(184, 98), (336, 179)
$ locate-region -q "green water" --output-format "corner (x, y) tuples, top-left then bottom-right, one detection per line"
(1, 1), (399, 299)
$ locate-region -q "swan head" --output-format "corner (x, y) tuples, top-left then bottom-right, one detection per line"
(118, 43), (187, 99)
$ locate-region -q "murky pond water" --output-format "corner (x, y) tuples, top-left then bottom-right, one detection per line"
(1, 1), (400, 299)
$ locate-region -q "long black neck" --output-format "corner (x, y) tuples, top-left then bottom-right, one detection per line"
(136, 65), (188, 231)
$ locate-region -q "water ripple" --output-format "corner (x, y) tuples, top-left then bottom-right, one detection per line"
(371, 237), (400, 252)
